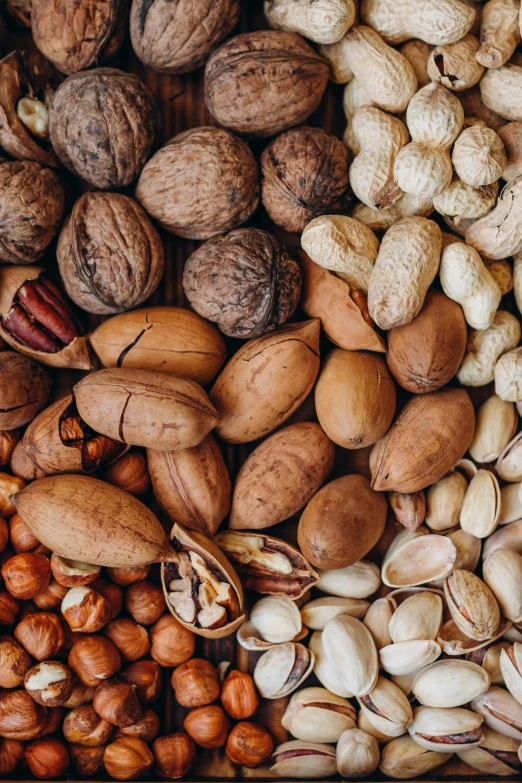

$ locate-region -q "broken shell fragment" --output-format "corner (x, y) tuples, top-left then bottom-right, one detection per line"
(444, 569), (500, 641)
(408, 706), (484, 752)
(270, 740), (337, 779)
(459, 469), (500, 539)
(357, 676), (413, 738)
(363, 596), (395, 650)
(456, 727), (522, 776)
(483, 548), (522, 623)
(382, 528), (457, 588)
(437, 617), (512, 656)
(500, 643), (522, 705)
(236, 620), (306, 652)
(412, 660), (490, 708)
(317, 560), (380, 598)
(388, 592), (443, 643)
(322, 615), (378, 697)
(379, 734), (448, 779)
(253, 642), (314, 699)
(309, 631), (353, 698)
(425, 471), (468, 532)
(249, 595), (302, 644)
(336, 728), (380, 778)
(379, 640), (441, 676)
(471, 686), (522, 740)
(300, 596), (369, 630)
(496, 431), (522, 482)
(282, 687), (356, 743)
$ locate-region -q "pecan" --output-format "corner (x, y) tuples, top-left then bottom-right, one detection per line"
(59, 412), (125, 472)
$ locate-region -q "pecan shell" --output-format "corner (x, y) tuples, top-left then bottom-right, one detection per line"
(0, 351), (52, 431)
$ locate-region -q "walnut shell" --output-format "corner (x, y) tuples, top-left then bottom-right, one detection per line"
(183, 228), (301, 339)
(136, 127), (258, 239)
(261, 126), (351, 232)
(130, 0), (240, 74)
(57, 192), (164, 315)
(0, 161), (64, 264)
(49, 68), (158, 189)
(204, 30), (330, 137)
(32, 0), (124, 74)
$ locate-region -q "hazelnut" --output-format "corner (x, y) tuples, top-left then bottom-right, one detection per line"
(103, 737), (154, 780)
(221, 670), (259, 719)
(93, 677), (142, 728)
(95, 580), (124, 621)
(153, 733), (196, 779)
(0, 688), (47, 739)
(183, 704), (230, 749)
(171, 658), (220, 708)
(107, 564), (151, 587)
(225, 721), (274, 768)
(0, 737), (25, 774)
(115, 708), (160, 742)
(14, 612), (64, 660)
(103, 619), (150, 662)
(68, 635), (121, 687)
(123, 660), (162, 704)
(0, 591), (19, 625)
(33, 578), (68, 610)
(104, 452), (150, 496)
(63, 705), (113, 747)
(63, 682), (97, 709)
(69, 744), (105, 778)
(24, 661), (73, 706)
(61, 586), (109, 633)
(0, 518), (7, 554)
(1, 552), (50, 599)
(0, 473), (25, 517)
(150, 615), (195, 668)
(11, 440), (47, 481)
(0, 634), (31, 688)
(125, 581), (165, 626)
(25, 737), (69, 779)
(0, 430), (19, 466)
(39, 706), (64, 736)
(9, 513), (45, 553)
(51, 554), (100, 587)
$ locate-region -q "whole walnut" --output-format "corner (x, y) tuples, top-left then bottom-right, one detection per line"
(49, 68), (158, 189)
(57, 192), (164, 315)
(183, 228), (301, 338)
(136, 127), (259, 240)
(130, 0), (240, 74)
(0, 161), (64, 264)
(204, 30), (330, 137)
(32, 0), (125, 74)
(261, 126), (352, 232)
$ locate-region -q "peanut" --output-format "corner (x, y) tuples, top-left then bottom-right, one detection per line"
(432, 175), (498, 222)
(361, 0), (476, 45)
(484, 258), (513, 294)
(495, 346), (522, 400)
(439, 241), (501, 329)
(352, 194), (434, 231)
(515, 251), (522, 313)
(427, 35), (484, 90)
(498, 121), (522, 179)
(466, 173), (522, 258)
(319, 37), (353, 83)
(480, 63), (522, 121)
(343, 79), (375, 153)
(452, 125), (507, 185)
(457, 310), (521, 386)
(458, 84), (507, 131)
(476, 0), (521, 68)
(264, 0), (356, 45)
(400, 40), (433, 87)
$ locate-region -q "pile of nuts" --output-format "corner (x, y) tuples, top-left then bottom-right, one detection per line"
(5, 0), (522, 781)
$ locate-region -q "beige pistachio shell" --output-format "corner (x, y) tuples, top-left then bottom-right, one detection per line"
(317, 559), (380, 598)
(379, 640), (441, 676)
(358, 710), (396, 744)
(388, 592), (443, 643)
(425, 471), (468, 532)
(282, 687), (356, 743)
(363, 596), (395, 650)
(254, 642), (314, 699)
(496, 430), (522, 482)
(250, 595), (302, 644)
(301, 596), (369, 630)
(271, 740), (337, 779)
(447, 528), (482, 575)
(236, 619), (307, 652)
(469, 395), (517, 463)
(391, 670), (422, 701)
(382, 528), (457, 587)
(409, 706), (484, 752)
(437, 617), (512, 656)
(322, 615), (378, 697)
(483, 548), (522, 623)
(460, 469), (500, 539)
(380, 735), (448, 779)
(471, 685), (522, 741)
(357, 676), (413, 738)
(456, 727), (522, 777)
(412, 660), (490, 708)
(479, 641), (511, 686)
(498, 482), (522, 525)
(309, 630), (353, 698)
(444, 569), (501, 641)
(500, 643), (522, 705)
(336, 728), (380, 778)
(483, 519), (522, 561)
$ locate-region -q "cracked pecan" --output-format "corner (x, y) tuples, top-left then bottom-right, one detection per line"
(0, 351), (51, 431)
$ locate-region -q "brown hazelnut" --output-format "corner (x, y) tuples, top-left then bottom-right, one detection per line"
(0, 737), (25, 774)
(0, 590), (19, 626)
(10, 440), (47, 481)
(0, 518), (7, 554)
(14, 612), (64, 660)
(122, 660), (162, 704)
(104, 452), (150, 496)
(95, 580), (124, 621)
(170, 658), (220, 708)
(0, 352), (52, 431)
(0, 634), (31, 688)
(24, 661), (73, 707)
(150, 614), (195, 668)
(0, 430), (19, 466)
(61, 586), (109, 633)
(0, 473), (25, 517)
(125, 581), (165, 626)
(49, 69), (159, 190)
(93, 677), (142, 728)
(103, 737), (154, 780)
(107, 564), (151, 587)
(25, 737), (69, 779)
(152, 733), (196, 779)
(9, 513), (46, 553)
(69, 744), (105, 778)
(0, 689), (47, 739)
(225, 721), (274, 768)
(63, 682), (97, 709)
(63, 705), (113, 747)
(136, 127), (258, 240)
(115, 708), (160, 742)
(220, 670), (259, 720)
(57, 192), (164, 315)
(68, 635), (121, 687)
(183, 704), (230, 749)
(39, 706), (64, 737)
(103, 619), (150, 663)
(51, 554), (100, 587)
(32, 578), (68, 610)
(1, 552), (51, 599)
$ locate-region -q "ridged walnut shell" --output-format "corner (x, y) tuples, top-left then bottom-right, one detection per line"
(230, 422), (335, 530)
(204, 30), (329, 137)
(89, 306), (226, 385)
(74, 368), (219, 451)
(387, 290), (467, 393)
(0, 351), (51, 431)
(147, 435), (231, 537)
(370, 388), (475, 493)
(57, 192), (164, 315)
(210, 320), (320, 444)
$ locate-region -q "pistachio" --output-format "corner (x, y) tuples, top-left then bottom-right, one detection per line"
(358, 710), (396, 744)
(363, 597), (396, 651)
(483, 519), (522, 561)
(478, 642), (511, 686)
(391, 670), (422, 701)
(425, 471), (468, 532)
(317, 559), (380, 599)
(469, 395), (517, 463)
(437, 617), (512, 656)
(270, 740), (337, 779)
(380, 734), (448, 779)
(236, 619), (306, 652)
(446, 528), (482, 575)
(460, 469), (500, 539)
(249, 595), (302, 644)
(300, 596), (369, 630)
(388, 490), (425, 531)
(357, 676), (413, 738)
(408, 706), (484, 752)
(379, 640), (441, 676)
(282, 687), (356, 743)
(471, 686), (522, 740)
(444, 569), (500, 641)
(253, 643), (314, 700)
(457, 727), (522, 776)
(382, 528), (457, 588)
(412, 660), (490, 708)
(388, 592), (443, 643)
(321, 615), (378, 697)
(498, 482), (522, 525)
(496, 431), (522, 482)
(309, 630), (353, 698)
(336, 728), (380, 778)
(483, 548), (522, 622)
(500, 643), (522, 705)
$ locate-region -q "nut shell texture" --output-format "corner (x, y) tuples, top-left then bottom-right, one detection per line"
(0, 352), (51, 430)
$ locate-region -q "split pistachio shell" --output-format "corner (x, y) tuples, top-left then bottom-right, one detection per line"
(500, 643), (522, 705)
(363, 596), (395, 650)
(250, 595), (302, 643)
(412, 660), (490, 708)
(444, 569), (500, 641)
(336, 728), (380, 778)
(358, 710), (396, 744)
(456, 727), (522, 777)
(379, 734), (448, 779)
(382, 528), (457, 587)
(300, 596), (369, 630)
(498, 482), (522, 525)
(471, 686), (522, 740)
(282, 687), (356, 743)
(483, 548), (522, 623)
(504, 624), (522, 644)
(236, 619), (306, 651)
(357, 676), (413, 738)
(483, 519), (522, 560)
(253, 642), (314, 699)
(309, 630), (353, 698)
(480, 642), (511, 686)
(437, 617), (512, 656)
(496, 431), (522, 482)
(322, 615), (378, 697)
(408, 706), (484, 752)
(271, 741), (337, 779)
(388, 592), (443, 643)
(468, 395), (517, 463)
(316, 560), (380, 598)
(425, 471), (468, 532)
(447, 528), (482, 575)
(379, 640), (441, 676)
(455, 458), (478, 481)
(459, 469), (500, 538)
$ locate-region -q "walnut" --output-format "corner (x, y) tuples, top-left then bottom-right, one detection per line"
(183, 228), (301, 338)
(204, 30), (330, 137)
(136, 126), (259, 240)
(32, 0), (125, 74)
(261, 126), (352, 232)
(0, 161), (64, 265)
(130, 0), (240, 74)
(57, 192), (164, 315)
(49, 68), (158, 190)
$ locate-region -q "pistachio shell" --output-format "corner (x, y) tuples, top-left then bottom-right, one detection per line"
(425, 471), (468, 532)
(382, 528), (457, 587)
(250, 595), (302, 644)
(412, 660), (490, 707)
(496, 430), (522, 482)
(322, 615), (378, 697)
(358, 710), (396, 744)
(460, 469), (500, 539)
(480, 641), (511, 686)
(483, 548), (522, 623)
(336, 728), (380, 778)
(469, 395), (517, 463)
(471, 686), (522, 741)
(380, 734), (447, 779)
(254, 642), (314, 699)
(309, 630), (353, 698)
(363, 597), (395, 651)
(456, 727), (522, 776)
(282, 687), (356, 743)
(317, 560), (381, 598)
(236, 619), (307, 652)
(300, 596), (369, 630)
(391, 670), (422, 701)
(357, 676), (413, 738)
(388, 592), (443, 643)
(444, 569), (500, 641)
(498, 482), (522, 525)
(271, 740), (337, 779)
(437, 617), (512, 656)
(379, 640), (441, 676)
(409, 706), (484, 752)
(447, 528), (482, 574)
(500, 643), (522, 705)
(483, 519), (522, 560)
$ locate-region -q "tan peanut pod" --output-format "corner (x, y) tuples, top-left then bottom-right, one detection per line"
(457, 311), (521, 387)
(452, 126), (506, 186)
(367, 217), (442, 330)
(352, 194), (434, 231)
(439, 242), (501, 330)
(340, 26), (417, 114)
(495, 346), (522, 401)
(466, 175), (522, 259)
(342, 79), (375, 153)
(349, 107), (409, 210)
(427, 35), (484, 91)
(480, 64), (522, 121)
(433, 176), (498, 222)
(319, 37), (353, 83)
(515, 251), (522, 315)
(400, 40), (433, 87)
(458, 84), (507, 132)
(361, 0), (476, 45)
(264, 0), (356, 44)
(476, 0), (521, 68)
(498, 121), (522, 180)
